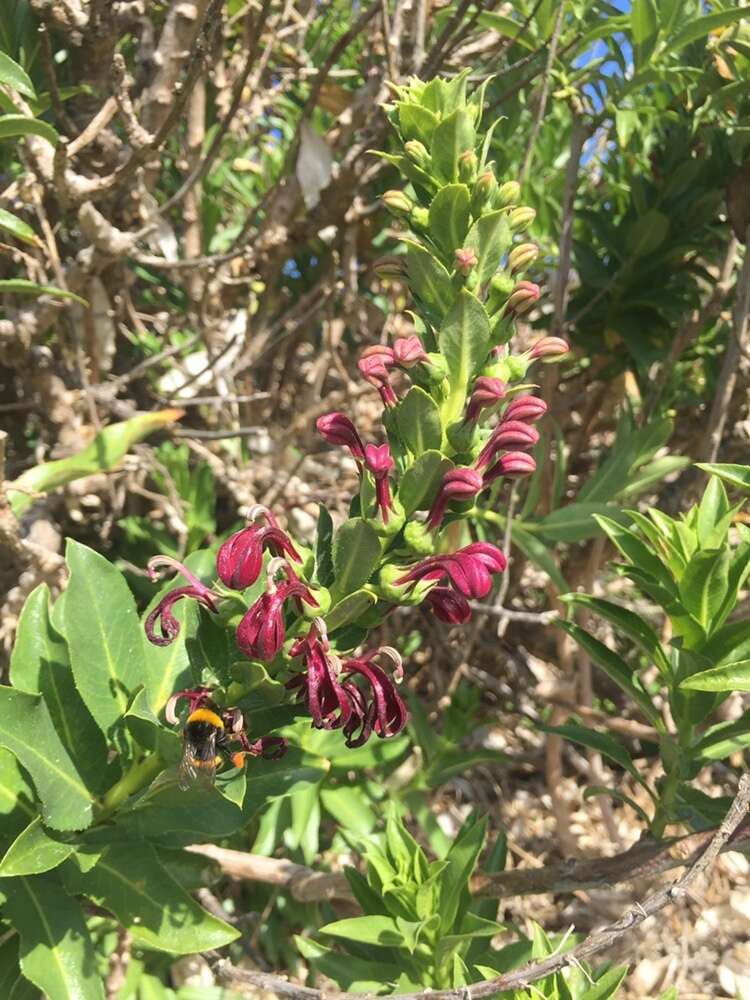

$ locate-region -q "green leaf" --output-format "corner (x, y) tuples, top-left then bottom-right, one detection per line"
(64, 540), (145, 738)
(0, 873), (104, 1000)
(579, 965), (630, 1000)
(9, 584), (110, 795)
(536, 503), (623, 543)
(0, 208), (38, 246)
(579, 416), (673, 503)
(124, 688), (182, 762)
(0, 115), (58, 145)
(696, 462), (750, 493)
(693, 710), (750, 761)
(560, 594), (671, 675)
(0, 688), (93, 831)
(680, 659), (750, 692)
(397, 102), (439, 144)
(405, 241), (454, 326)
(666, 7), (749, 52)
(431, 109), (475, 184)
(315, 504), (335, 587)
(398, 450), (453, 515)
(558, 621), (662, 728)
(9, 409), (184, 515)
(295, 935), (399, 993)
(395, 386), (443, 455)
(626, 210), (669, 255)
(476, 12), (536, 50)
(511, 522), (568, 593)
(631, 0), (659, 64)
(320, 785), (377, 836)
(678, 548), (730, 631)
(594, 515), (676, 592)
(429, 184), (470, 259)
(320, 914), (405, 948)
(438, 289), (491, 424)
(332, 519), (381, 596)
(464, 209), (512, 286)
(0, 749), (35, 847)
(583, 786), (651, 826)
(440, 814), (486, 933)
(619, 455), (690, 499)
(696, 475), (730, 546)
(325, 589), (376, 632)
(63, 840), (239, 953)
(0, 817), (73, 877)
(542, 723), (647, 787)
(0, 53), (35, 99)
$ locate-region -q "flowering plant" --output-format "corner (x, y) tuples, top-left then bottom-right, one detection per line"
(143, 72), (568, 762)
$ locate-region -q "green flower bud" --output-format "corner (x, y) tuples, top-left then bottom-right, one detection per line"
(377, 562), (432, 603)
(383, 189), (413, 217)
(459, 149), (478, 184)
(454, 247), (478, 276)
(410, 206), (430, 229)
(365, 496), (406, 538)
(471, 170), (497, 215)
(497, 180), (521, 207)
(447, 419), (478, 453)
(508, 206), (536, 232)
(403, 520), (435, 556)
(482, 359), (512, 381)
(506, 354), (530, 380)
(404, 139), (431, 169)
(302, 585), (331, 619)
(486, 270), (516, 314)
(508, 242), (539, 274)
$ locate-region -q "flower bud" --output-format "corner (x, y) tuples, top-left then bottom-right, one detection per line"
(316, 412), (366, 461)
(377, 562), (431, 604)
(465, 376), (507, 423)
(504, 394), (547, 424)
(497, 180), (520, 206)
(508, 242), (539, 274)
(427, 467), (483, 530)
(529, 336), (569, 361)
(508, 206), (536, 232)
(374, 256), (407, 279)
(483, 450), (537, 484)
(383, 189), (413, 217)
(454, 247), (478, 276)
(410, 206), (429, 228)
(471, 170), (497, 214)
(403, 520), (435, 556)
(404, 139), (430, 169)
(505, 354), (530, 380)
(459, 149), (478, 184)
(393, 335), (426, 368)
(505, 280), (540, 315)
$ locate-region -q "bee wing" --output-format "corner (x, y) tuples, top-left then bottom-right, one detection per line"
(178, 731), (218, 790)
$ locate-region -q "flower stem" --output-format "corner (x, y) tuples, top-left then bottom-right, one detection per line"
(96, 753), (165, 822)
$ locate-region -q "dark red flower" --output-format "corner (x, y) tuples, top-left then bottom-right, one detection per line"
(397, 542), (506, 600)
(475, 420), (539, 471)
(237, 568), (317, 662)
(145, 557), (218, 647)
(358, 345), (397, 408)
(465, 377), (507, 423)
(483, 450), (537, 485)
(393, 335), (426, 368)
(364, 443), (395, 523)
(217, 507), (301, 591)
(287, 622), (352, 730)
(503, 395), (547, 424)
(316, 412), (366, 462)
(425, 586), (471, 624)
(426, 467), (483, 530)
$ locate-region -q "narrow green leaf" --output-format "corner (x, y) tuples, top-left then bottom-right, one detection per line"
(64, 540), (145, 738)
(9, 584), (110, 795)
(667, 8), (749, 52)
(0, 817), (73, 877)
(680, 659), (750, 692)
(693, 710), (750, 761)
(325, 589), (376, 632)
(315, 504), (335, 587)
(536, 503), (623, 543)
(0, 278), (84, 304)
(696, 462), (750, 493)
(9, 409), (184, 515)
(0, 873), (104, 1000)
(0, 115), (58, 145)
(405, 241), (454, 326)
(626, 210), (669, 255)
(678, 548), (730, 631)
(476, 12), (536, 50)
(583, 786), (651, 826)
(428, 184), (471, 259)
(511, 522), (568, 593)
(594, 514), (676, 592)
(440, 814), (486, 933)
(398, 450), (453, 515)
(0, 208), (38, 246)
(560, 594), (671, 675)
(431, 109), (475, 183)
(332, 519), (381, 596)
(558, 621), (662, 728)
(580, 964), (630, 1000)
(395, 386), (443, 455)
(438, 289), (491, 424)
(542, 722), (646, 786)
(619, 455), (690, 499)
(0, 688), (93, 831)
(0, 53), (35, 99)
(63, 840), (239, 953)
(631, 0), (659, 64)
(464, 209), (512, 286)
(320, 915), (405, 947)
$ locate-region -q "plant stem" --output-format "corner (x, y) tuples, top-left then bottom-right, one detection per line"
(96, 754), (165, 822)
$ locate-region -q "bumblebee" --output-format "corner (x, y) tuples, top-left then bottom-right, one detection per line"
(178, 707), (245, 790)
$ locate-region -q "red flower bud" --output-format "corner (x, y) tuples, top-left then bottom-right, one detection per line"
(454, 248), (478, 276)
(364, 443), (395, 523)
(483, 450), (537, 485)
(475, 420), (539, 471)
(505, 280), (540, 315)
(393, 335), (426, 368)
(503, 395), (547, 424)
(465, 376), (507, 423)
(316, 412), (366, 461)
(529, 336), (569, 361)
(426, 467), (483, 530)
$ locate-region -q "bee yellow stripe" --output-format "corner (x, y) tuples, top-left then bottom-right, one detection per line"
(187, 708), (224, 728)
